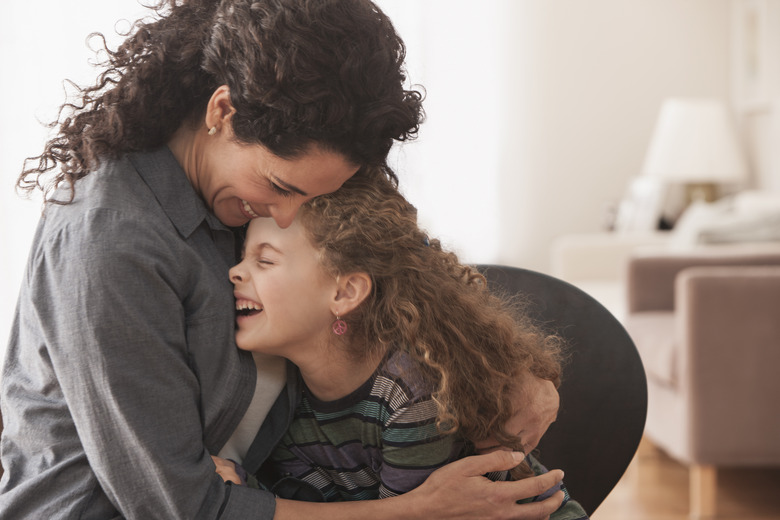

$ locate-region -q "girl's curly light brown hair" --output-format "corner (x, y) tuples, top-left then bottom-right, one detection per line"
(299, 168), (564, 475)
(19, 0), (423, 203)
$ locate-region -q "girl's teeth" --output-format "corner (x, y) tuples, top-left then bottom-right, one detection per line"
(236, 300), (263, 311)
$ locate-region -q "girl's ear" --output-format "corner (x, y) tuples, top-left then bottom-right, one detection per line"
(332, 272), (372, 316)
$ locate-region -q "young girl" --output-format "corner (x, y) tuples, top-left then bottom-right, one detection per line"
(225, 168), (588, 518)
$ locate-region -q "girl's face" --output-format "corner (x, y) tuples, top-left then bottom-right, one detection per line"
(229, 216), (337, 357)
(195, 132), (358, 229)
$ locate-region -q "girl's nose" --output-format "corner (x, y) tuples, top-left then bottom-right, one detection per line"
(229, 264), (244, 283)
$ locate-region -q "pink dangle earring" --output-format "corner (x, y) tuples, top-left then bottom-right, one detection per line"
(332, 315), (347, 336)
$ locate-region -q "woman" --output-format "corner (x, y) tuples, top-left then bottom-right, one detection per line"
(0, 1), (563, 518)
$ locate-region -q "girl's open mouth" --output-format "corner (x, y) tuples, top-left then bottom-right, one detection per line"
(236, 298), (263, 317)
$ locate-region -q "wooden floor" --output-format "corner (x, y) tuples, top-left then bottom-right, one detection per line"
(592, 438), (780, 520)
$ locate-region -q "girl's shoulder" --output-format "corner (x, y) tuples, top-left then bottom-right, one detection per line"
(371, 349), (436, 410)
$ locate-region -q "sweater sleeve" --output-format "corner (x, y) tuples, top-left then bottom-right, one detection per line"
(378, 397), (460, 498)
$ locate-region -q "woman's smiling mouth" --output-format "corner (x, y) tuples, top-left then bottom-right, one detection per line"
(240, 199), (261, 219)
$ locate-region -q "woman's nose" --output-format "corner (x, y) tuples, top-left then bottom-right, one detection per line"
(269, 200), (303, 229)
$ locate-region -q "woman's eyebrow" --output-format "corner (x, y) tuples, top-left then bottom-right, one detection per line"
(271, 175), (308, 196)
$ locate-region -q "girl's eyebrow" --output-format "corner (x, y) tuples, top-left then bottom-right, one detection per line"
(240, 241), (283, 259)
(252, 242), (283, 255)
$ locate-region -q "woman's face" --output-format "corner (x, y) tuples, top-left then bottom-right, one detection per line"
(229, 216), (337, 357)
(193, 130), (359, 228)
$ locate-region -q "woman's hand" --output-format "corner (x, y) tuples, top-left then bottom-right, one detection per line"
(405, 450), (565, 519)
(474, 377), (559, 456)
(211, 455), (243, 485)
(274, 450), (565, 520)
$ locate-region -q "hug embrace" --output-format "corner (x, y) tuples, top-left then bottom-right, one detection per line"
(0, 1), (584, 518)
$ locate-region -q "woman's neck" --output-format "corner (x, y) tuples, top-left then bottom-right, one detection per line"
(167, 123), (202, 193)
(294, 344), (384, 402)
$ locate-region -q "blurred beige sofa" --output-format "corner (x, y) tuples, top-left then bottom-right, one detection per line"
(551, 190), (780, 518)
(550, 231), (670, 322)
(624, 244), (780, 518)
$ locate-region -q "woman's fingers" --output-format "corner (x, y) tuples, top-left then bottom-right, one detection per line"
(419, 451), (566, 518)
(210, 455), (242, 485)
(455, 450), (528, 476)
(515, 490), (566, 519)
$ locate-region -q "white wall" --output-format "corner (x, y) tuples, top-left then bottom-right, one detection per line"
(0, 1), (150, 364)
(0, 0), (736, 362)
(380, 0), (732, 272)
(732, 0), (780, 192)
(376, 0), (508, 263)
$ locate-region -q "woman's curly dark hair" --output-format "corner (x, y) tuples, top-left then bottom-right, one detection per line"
(298, 168), (564, 479)
(19, 0), (423, 202)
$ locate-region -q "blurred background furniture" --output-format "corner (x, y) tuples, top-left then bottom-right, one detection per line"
(551, 187), (780, 518)
(550, 231), (671, 322)
(551, 189), (780, 322)
(624, 246), (780, 518)
(640, 98), (748, 210)
(477, 264), (647, 516)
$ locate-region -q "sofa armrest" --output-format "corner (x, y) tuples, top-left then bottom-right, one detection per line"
(675, 265), (780, 462)
(626, 245), (780, 313)
(550, 232), (670, 282)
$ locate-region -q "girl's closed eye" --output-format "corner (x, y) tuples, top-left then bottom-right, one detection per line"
(257, 258), (274, 266)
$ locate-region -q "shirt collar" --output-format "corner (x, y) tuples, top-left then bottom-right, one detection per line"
(129, 146), (227, 238)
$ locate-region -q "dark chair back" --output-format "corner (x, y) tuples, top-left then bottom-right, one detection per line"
(477, 264), (647, 515)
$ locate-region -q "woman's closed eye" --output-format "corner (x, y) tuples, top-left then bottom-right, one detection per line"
(270, 182), (293, 198)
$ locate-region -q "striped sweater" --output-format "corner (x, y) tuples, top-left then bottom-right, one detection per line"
(268, 349), (589, 518)
(270, 350), (459, 500)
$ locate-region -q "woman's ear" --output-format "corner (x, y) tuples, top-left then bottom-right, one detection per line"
(332, 272), (372, 316)
(205, 85), (237, 133)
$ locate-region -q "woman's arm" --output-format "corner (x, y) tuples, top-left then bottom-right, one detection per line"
(212, 445), (566, 518)
(274, 451), (565, 519)
(268, 376), (564, 518)
(473, 377), (560, 456)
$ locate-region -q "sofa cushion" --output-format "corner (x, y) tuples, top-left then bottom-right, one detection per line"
(624, 311), (677, 389)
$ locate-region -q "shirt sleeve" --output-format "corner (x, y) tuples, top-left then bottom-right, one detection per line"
(28, 208), (274, 519)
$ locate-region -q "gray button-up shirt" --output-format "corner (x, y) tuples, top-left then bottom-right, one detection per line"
(0, 147), (297, 519)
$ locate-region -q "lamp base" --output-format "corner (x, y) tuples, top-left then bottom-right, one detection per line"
(684, 182), (718, 204)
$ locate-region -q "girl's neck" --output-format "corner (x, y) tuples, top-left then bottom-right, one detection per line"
(295, 344), (384, 402)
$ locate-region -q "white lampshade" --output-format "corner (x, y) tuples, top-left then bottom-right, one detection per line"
(641, 98), (749, 183)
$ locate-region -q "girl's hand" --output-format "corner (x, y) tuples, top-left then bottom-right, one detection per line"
(211, 455), (243, 485)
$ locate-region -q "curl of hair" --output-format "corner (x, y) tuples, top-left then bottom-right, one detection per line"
(19, 0), (423, 203)
(299, 168), (564, 478)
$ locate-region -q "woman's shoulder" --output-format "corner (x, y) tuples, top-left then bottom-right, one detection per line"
(43, 154), (152, 221)
(51, 148), (185, 210)
(41, 148), (203, 238)
(30, 149), (209, 270)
